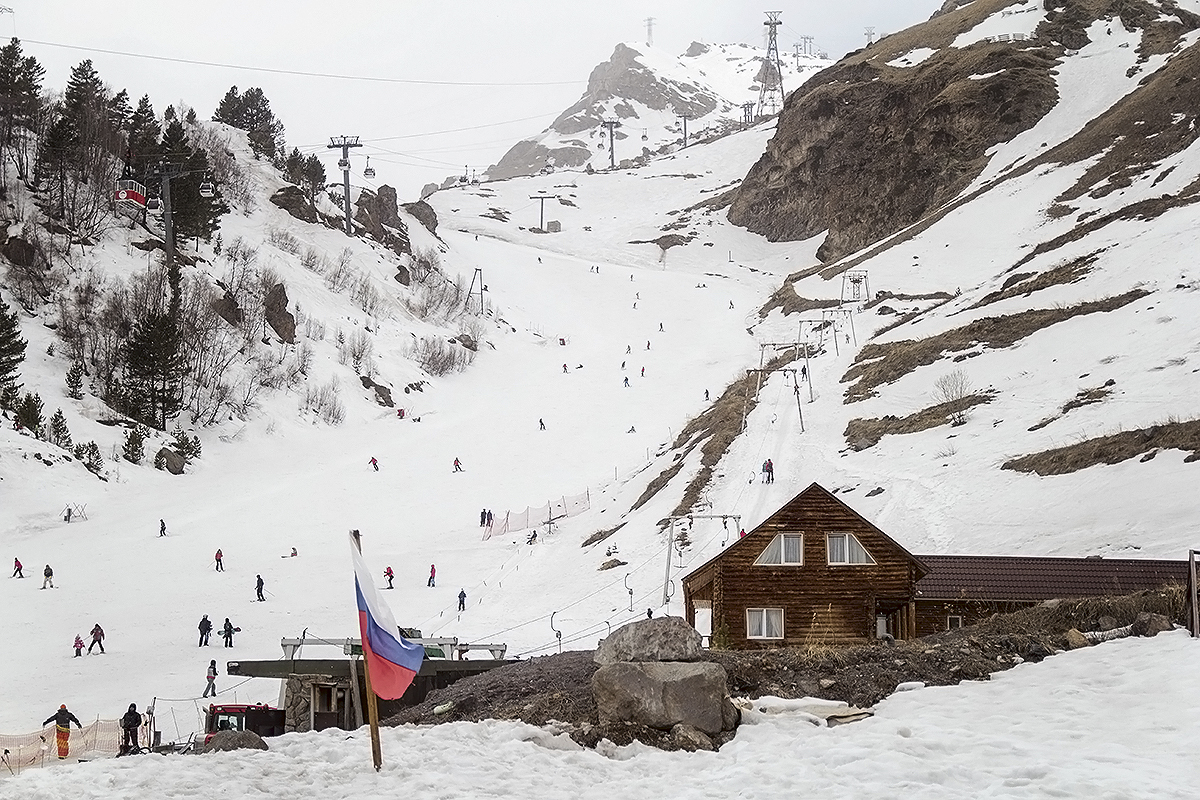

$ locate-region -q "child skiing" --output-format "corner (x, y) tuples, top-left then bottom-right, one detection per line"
(73, 635), (84, 657)
(42, 564), (54, 589)
(88, 623), (105, 654)
(384, 566), (394, 589)
(203, 660), (218, 697)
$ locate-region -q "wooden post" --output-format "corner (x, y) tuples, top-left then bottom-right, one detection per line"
(907, 601), (917, 640)
(348, 657), (364, 729)
(350, 530), (384, 771)
(1190, 550), (1199, 638)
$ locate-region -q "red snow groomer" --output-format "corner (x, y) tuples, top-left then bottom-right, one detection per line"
(202, 703), (285, 745)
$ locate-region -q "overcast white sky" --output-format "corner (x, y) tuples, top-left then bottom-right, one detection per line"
(13, 1), (939, 197)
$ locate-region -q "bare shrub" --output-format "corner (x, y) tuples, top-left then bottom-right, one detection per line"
(300, 246), (326, 274)
(304, 315), (326, 341)
(933, 369), (972, 426)
(266, 226), (301, 255)
(339, 329), (374, 374)
(324, 257), (354, 292)
(410, 246), (441, 284)
(409, 337), (474, 376)
(351, 273), (382, 316)
(303, 377), (345, 425)
(403, 274), (467, 322)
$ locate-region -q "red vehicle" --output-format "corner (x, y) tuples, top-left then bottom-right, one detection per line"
(202, 703), (285, 745)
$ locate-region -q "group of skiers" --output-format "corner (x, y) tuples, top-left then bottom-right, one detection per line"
(71, 624), (105, 656)
(198, 615), (239, 648)
(761, 459), (775, 484)
(12, 558), (58, 589)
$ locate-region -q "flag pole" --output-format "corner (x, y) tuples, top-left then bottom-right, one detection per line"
(351, 529), (384, 772)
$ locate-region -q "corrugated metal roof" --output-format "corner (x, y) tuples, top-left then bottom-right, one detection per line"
(914, 555), (1188, 601)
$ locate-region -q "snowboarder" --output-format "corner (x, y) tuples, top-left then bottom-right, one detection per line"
(458, 589), (467, 612)
(198, 615), (212, 646)
(384, 566), (394, 589)
(88, 623), (105, 654)
(428, 564), (436, 587)
(539, 418), (546, 430)
(214, 549), (224, 571)
(626, 345), (631, 354)
(486, 509), (493, 527)
(640, 367), (645, 377)
(480, 509), (487, 526)
(255, 574), (265, 601)
(369, 457), (379, 472)
(43, 705), (82, 759)
(73, 635), (84, 657)
(159, 519), (167, 537)
(704, 389), (709, 401)
(563, 363), (569, 373)
(646, 341), (651, 350)
(453, 458), (463, 472)
(120, 704), (141, 753)
(203, 660), (218, 698)
(12, 557), (22, 578)
(623, 377), (630, 388)
(222, 618), (236, 647)
(658, 322), (663, 332)
(42, 564), (54, 589)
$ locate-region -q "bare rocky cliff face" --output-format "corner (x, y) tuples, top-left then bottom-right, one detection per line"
(727, 0), (1196, 263)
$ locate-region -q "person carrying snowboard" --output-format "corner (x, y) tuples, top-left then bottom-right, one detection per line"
(203, 660), (218, 698)
(42, 564), (54, 589)
(120, 704), (141, 754)
(255, 575), (265, 601)
(214, 549), (224, 571)
(198, 615), (212, 646)
(428, 564), (436, 587)
(12, 557), (22, 578)
(88, 623), (105, 654)
(222, 618), (236, 647)
(43, 704), (82, 759)
(384, 566), (394, 589)
(73, 634), (84, 657)
(458, 589), (467, 612)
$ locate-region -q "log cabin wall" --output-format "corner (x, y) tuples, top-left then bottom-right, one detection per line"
(696, 484), (924, 649)
(915, 599), (1034, 637)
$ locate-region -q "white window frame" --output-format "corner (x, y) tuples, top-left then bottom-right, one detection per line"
(752, 533), (804, 566)
(826, 532), (877, 565)
(746, 608), (785, 640)
(946, 615), (963, 631)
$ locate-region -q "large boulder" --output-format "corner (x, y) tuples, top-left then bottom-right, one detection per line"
(1131, 612), (1174, 637)
(156, 447), (187, 475)
(199, 730), (269, 753)
(592, 661), (730, 735)
(263, 283), (296, 344)
(594, 616), (702, 665)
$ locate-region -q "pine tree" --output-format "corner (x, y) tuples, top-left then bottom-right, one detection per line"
(0, 38), (45, 143)
(122, 426), (145, 464)
(211, 85), (284, 160)
(126, 94), (161, 174)
(302, 155), (326, 206)
(107, 89), (132, 130)
(153, 449), (166, 471)
(160, 118), (228, 242)
(83, 441), (104, 474)
(285, 147), (304, 185)
(15, 391), (43, 436)
(123, 312), (184, 430)
(65, 361), (85, 399)
(48, 409), (72, 450)
(0, 296), (26, 396)
(170, 424), (196, 463)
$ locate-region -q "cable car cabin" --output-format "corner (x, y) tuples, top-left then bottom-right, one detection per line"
(114, 180), (147, 216)
(337, 158), (350, 170)
(364, 157), (375, 179)
(146, 197), (161, 211)
(199, 181), (215, 199)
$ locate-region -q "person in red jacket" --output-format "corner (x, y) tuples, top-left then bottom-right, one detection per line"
(427, 564), (436, 587)
(12, 557), (22, 578)
(214, 549), (224, 572)
(384, 566), (394, 589)
(73, 635), (84, 657)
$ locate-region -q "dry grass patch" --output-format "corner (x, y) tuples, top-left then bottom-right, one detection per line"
(841, 290), (1149, 402)
(1004, 418), (1200, 475)
(1027, 380), (1115, 431)
(844, 392), (994, 450)
(971, 253), (1097, 309)
(758, 285), (842, 318)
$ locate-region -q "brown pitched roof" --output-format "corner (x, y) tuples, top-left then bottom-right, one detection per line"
(914, 555), (1188, 602)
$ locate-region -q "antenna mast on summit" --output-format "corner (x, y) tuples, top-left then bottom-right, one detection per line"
(645, 16), (655, 46)
(758, 11), (786, 118)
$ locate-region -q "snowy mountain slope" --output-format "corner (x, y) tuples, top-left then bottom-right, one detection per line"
(486, 41), (830, 181)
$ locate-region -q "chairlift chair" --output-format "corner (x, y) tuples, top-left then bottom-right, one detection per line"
(363, 157), (375, 179)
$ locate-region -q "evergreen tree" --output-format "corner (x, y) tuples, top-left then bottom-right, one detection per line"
(185, 107), (197, 125)
(160, 118), (228, 242)
(212, 85), (285, 160)
(0, 384), (17, 412)
(284, 147), (304, 185)
(48, 408), (72, 449)
(122, 425), (145, 464)
(126, 94), (161, 173)
(107, 89), (132, 130)
(15, 391), (43, 435)
(0, 297), (26, 396)
(123, 312), (184, 430)
(153, 448), (166, 471)
(83, 440), (104, 474)
(302, 154), (326, 206)
(65, 361), (85, 399)
(170, 425), (202, 463)
(0, 38), (45, 143)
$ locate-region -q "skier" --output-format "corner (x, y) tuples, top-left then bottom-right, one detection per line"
(428, 564), (436, 587)
(222, 618), (236, 647)
(526, 531), (538, 545)
(486, 509), (493, 527)
(646, 340), (651, 350)
(563, 363), (568, 374)
(88, 623), (105, 654)
(704, 389), (710, 401)
(480, 509), (487, 527)
(453, 458), (463, 472)
(120, 704), (141, 754)
(458, 589), (467, 612)
(43, 704), (82, 759)
(765, 459), (775, 484)
(73, 634), (84, 657)
(539, 418), (546, 431)
(159, 519), (167, 537)
(42, 564), (54, 589)
(369, 457), (379, 472)
(659, 322), (663, 332)
(198, 615), (212, 646)
(623, 377), (630, 388)
(255, 574), (265, 601)
(626, 345), (631, 354)
(203, 660), (218, 698)
(12, 557), (22, 578)
(646, 608), (654, 619)
(214, 549), (224, 571)
(65, 507), (72, 523)
(801, 365), (807, 381)
(729, 301), (735, 309)
(627, 426), (636, 433)
(641, 367), (645, 377)
(384, 566), (394, 589)
(739, 528), (747, 539)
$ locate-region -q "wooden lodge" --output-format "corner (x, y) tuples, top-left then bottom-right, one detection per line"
(682, 483), (1187, 648)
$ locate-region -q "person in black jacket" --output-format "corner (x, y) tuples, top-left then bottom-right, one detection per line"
(198, 615), (212, 647)
(120, 704), (141, 754)
(43, 705), (82, 759)
(255, 575), (265, 602)
(222, 618), (236, 647)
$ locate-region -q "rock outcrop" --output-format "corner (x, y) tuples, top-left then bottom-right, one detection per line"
(270, 186), (318, 224)
(263, 283), (296, 344)
(354, 185), (411, 256)
(594, 616), (702, 665)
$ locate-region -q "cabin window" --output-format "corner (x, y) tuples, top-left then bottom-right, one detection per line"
(946, 616), (963, 630)
(826, 533), (876, 565)
(753, 534), (804, 566)
(746, 608), (784, 639)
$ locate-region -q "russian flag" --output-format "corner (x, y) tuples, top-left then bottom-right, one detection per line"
(350, 533), (426, 700)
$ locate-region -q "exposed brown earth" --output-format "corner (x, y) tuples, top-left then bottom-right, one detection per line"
(844, 392), (995, 450)
(1027, 380), (1115, 431)
(970, 253), (1097, 309)
(1003, 418), (1200, 474)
